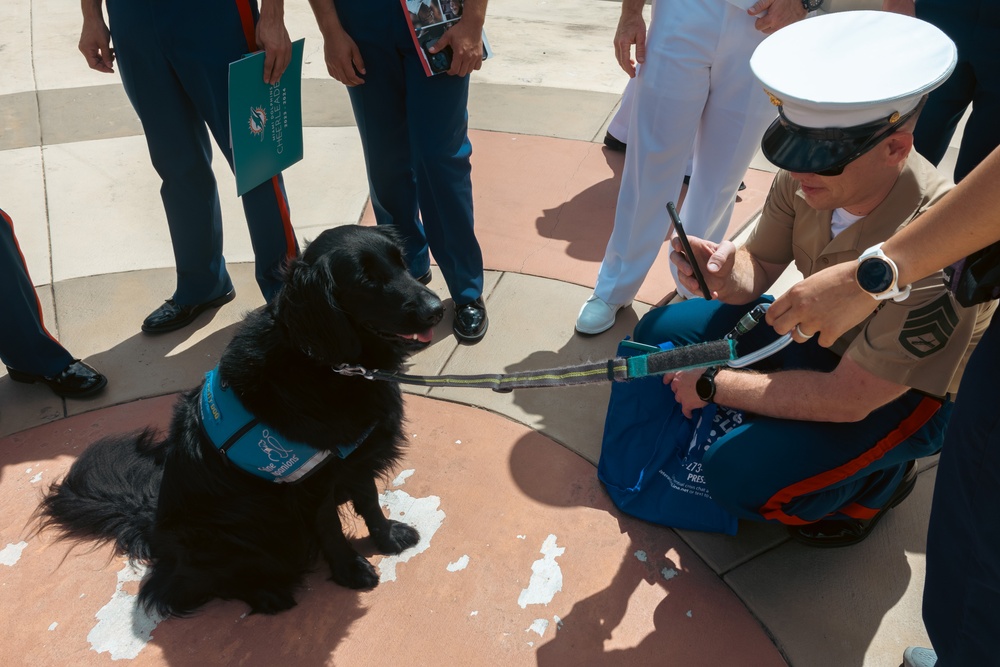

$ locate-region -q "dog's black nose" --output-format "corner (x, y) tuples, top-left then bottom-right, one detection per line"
(419, 290), (445, 326)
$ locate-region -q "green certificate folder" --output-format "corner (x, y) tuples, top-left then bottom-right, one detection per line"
(229, 38), (305, 196)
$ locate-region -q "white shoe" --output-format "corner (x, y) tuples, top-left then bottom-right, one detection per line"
(575, 295), (625, 335)
(903, 647), (937, 667)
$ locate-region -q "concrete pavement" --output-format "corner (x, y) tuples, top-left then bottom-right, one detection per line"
(0, 2), (965, 665)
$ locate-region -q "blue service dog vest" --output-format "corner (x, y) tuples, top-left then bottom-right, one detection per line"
(199, 367), (373, 483)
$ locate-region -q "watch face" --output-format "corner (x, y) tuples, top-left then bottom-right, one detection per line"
(857, 257), (894, 294)
(696, 374), (714, 401)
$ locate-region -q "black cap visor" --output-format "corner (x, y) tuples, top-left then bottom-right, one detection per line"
(761, 106), (918, 176)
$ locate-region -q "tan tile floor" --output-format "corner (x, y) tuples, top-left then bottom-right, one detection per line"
(0, 1), (969, 665)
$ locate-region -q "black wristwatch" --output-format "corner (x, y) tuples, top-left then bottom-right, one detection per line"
(801, 0), (823, 11)
(696, 367), (720, 403)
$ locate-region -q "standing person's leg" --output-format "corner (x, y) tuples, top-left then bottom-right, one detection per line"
(911, 59), (974, 170)
(0, 209), (106, 397)
(922, 318), (1000, 665)
(106, 0), (233, 309)
(912, 0), (976, 170)
(952, 41), (1000, 182)
(164, 0), (298, 303)
(681, 5), (773, 248)
(336, 0), (429, 282)
(578, 0), (717, 334)
(605, 75), (638, 149)
(403, 54), (484, 309)
(0, 209), (74, 377)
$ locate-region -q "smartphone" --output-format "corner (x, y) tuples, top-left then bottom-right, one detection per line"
(667, 201), (712, 300)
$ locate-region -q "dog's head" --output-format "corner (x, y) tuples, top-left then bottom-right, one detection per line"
(275, 225), (444, 366)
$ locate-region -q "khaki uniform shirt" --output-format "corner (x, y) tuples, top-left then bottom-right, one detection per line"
(746, 152), (996, 397)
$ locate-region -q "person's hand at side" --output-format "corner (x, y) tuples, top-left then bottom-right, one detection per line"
(748, 0), (807, 35)
(307, 0), (366, 86)
(257, 0), (293, 84)
(615, 0), (647, 77)
(80, 0), (115, 73)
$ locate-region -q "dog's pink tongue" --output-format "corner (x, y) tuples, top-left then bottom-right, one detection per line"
(416, 328), (434, 344)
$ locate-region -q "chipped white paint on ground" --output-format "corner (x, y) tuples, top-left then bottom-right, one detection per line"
(48, 622), (58, 631)
(455, 440), (462, 444)
(30, 472), (43, 483)
(517, 534), (564, 608)
(87, 561), (163, 660)
(634, 550), (647, 562)
(517, 535), (526, 540)
(528, 619), (549, 637)
(470, 611), (479, 616)
(0, 541), (28, 566)
(554, 615), (564, 630)
(662, 567), (678, 580)
(391, 469), (414, 487)
(378, 488), (445, 583)
(686, 610), (693, 618)
(447, 555), (470, 572)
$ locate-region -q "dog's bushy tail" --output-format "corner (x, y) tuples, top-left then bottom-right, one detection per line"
(39, 429), (164, 561)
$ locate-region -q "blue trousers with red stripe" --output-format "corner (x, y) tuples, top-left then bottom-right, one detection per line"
(333, 0), (484, 305)
(634, 298), (952, 525)
(0, 209), (74, 377)
(922, 316), (1000, 666)
(105, 0), (298, 304)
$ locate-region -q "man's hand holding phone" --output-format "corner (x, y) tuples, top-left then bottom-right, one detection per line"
(669, 236), (739, 301)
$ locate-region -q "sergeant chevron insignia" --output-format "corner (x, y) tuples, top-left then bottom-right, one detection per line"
(898, 294), (958, 358)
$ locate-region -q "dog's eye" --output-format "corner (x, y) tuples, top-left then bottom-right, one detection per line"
(359, 255), (391, 285)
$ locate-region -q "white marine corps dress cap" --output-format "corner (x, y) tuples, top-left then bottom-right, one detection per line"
(750, 10), (957, 175)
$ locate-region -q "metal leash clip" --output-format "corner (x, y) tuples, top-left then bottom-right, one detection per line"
(725, 303), (793, 369)
(332, 363), (375, 379)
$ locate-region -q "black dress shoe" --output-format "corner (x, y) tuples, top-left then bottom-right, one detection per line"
(603, 132), (627, 153)
(7, 360), (107, 398)
(788, 461), (918, 548)
(417, 269), (433, 285)
(453, 297), (488, 343)
(141, 288), (236, 334)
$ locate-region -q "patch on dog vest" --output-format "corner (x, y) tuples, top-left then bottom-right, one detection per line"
(199, 367), (373, 483)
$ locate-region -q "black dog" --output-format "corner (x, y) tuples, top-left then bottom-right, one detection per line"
(39, 225), (444, 617)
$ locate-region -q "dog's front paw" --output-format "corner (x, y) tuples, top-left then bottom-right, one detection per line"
(329, 553), (380, 590)
(371, 520), (420, 555)
(244, 587), (298, 615)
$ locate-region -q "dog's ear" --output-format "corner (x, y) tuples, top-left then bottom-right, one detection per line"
(274, 254), (362, 362)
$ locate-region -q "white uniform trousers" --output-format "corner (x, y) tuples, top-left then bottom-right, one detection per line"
(595, 0), (776, 305)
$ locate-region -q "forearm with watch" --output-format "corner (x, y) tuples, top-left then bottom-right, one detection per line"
(855, 242), (912, 302)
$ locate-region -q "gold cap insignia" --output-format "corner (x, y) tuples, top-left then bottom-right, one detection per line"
(766, 90), (783, 107)
(889, 111), (901, 123)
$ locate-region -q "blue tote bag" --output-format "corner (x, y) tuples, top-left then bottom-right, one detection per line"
(597, 341), (740, 535)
